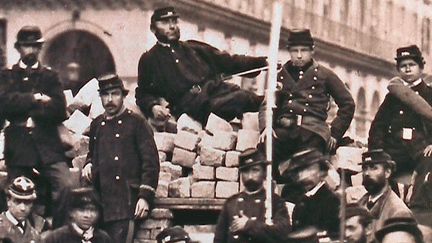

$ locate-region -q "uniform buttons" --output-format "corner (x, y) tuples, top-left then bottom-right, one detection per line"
(128, 110), (132, 114)
(308, 94), (313, 98)
(288, 100), (292, 103)
(415, 91), (419, 95)
(233, 235), (239, 240)
(171, 49), (175, 53)
(23, 77), (29, 82)
(115, 176), (120, 181)
(115, 133), (120, 138)
(175, 59), (179, 63)
(313, 76), (317, 81)
(280, 76), (284, 80)
(413, 127), (416, 131)
(315, 68), (318, 72)
(118, 120), (123, 125)
(101, 121), (106, 126)
(114, 156), (119, 161)
(255, 199), (261, 203)
(312, 86), (315, 89)
(251, 217), (257, 221)
(303, 109), (307, 112)
(305, 103), (309, 107)
(93, 137), (97, 140)
(289, 94), (293, 97)
(289, 109), (293, 113)
(299, 75), (303, 79)
(399, 110), (404, 115)
(238, 198), (244, 202)
(299, 71), (304, 75)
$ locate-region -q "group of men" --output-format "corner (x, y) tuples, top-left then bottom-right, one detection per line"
(0, 4), (430, 243)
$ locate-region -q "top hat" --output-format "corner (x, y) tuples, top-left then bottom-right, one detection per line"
(69, 187), (101, 210)
(287, 226), (319, 243)
(278, 148), (329, 177)
(156, 226), (193, 243)
(238, 148), (267, 171)
(151, 7), (180, 23)
(375, 217), (423, 243)
(7, 176), (37, 201)
(16, 26), (44, 45)
(359, 149), (396, 170)
(97, 73), (128, 94)
(287, 29), (314, 47)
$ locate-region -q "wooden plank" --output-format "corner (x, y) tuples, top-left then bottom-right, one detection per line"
(155, 198), (225, 210)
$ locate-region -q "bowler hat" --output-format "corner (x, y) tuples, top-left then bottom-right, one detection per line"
(287, 226), (319, 243)
(151, 7), (180, 23)
(238, 148), (267, 171)
(16, 26), (44, 45)
(97, 73), (128, 94)
(359, 149), (396, 170)
(7, 176), (37, 201)
(156, 226), (194, 243)
(287, 29), (314, 47)
(278, 148), (329, 177)
(375, 217), (423, 243)
(69, 187), (101, 210)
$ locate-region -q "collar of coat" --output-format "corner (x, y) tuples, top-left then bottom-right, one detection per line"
(280, 59), (321, 92)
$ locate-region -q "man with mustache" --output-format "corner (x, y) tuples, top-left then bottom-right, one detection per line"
(345, 204), (373, 243)
(358, 149), (413, 243)
(82, 74), (159, 243)
(280, 148), (340, 239)
(213, 148), (290, 243)
(0, 26), (72, 216)
(136, 6), (268, 126)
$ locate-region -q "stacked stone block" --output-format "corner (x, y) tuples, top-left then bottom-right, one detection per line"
(135, 208), (174, 243)
(155, 113), (262, 200)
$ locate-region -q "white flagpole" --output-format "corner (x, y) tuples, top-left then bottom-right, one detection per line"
(265, 0), (283, 226)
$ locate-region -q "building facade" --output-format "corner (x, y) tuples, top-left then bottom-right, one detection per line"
(0, 0), (430, 140)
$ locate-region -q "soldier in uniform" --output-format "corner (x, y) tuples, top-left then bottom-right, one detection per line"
(280, 148), (340, 239)
(369, 45), (432, 178)
(82, 74), (159, 243)
(358, 149), (413, 243)
(0, 26), (71, 215)
(213, 148), (290, 243)
(0, 176), (41, 243)
(258, 29), (355, 185)
(136, 6), (268, 125)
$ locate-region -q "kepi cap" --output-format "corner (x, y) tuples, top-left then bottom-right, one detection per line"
(238, 148), (267, 171)
(151, 7), (180, 23)
(279, 148), (329, 177)
(287, 29), (314, 47)
(69, 187), (101, 210)
(7, 176), (37, 201)
(98, 73), (128, 94)
(359, 149), (396, 170)
(16, 26), (44, 45)
(156, 226), (194, 243)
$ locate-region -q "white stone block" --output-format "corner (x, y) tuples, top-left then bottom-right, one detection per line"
(216, 181), (239, 198)
(191, 181), (215, 198)
(199, 146), (225, 166)
(177, 114), (203, 134)
(241, 112), (259, 131)
(199, 131), (237, 151)
(225, 151), (241, 167)
(160, 162), (182, 180)
(156, 181), (169, 198)
(205, 113), (233, 135)
(216, 167), (239, 181)
(174, 131), (200, 151)
(154, 132), (176, 152)
(192, 163), (215, 181)
(168, 177), (191, 198)
(236, 129), (260, 151)
(172, 148), (197, 168)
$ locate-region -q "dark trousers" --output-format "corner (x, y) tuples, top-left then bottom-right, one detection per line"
(7, 161), (72, 216)
(103, 219), (135, 243)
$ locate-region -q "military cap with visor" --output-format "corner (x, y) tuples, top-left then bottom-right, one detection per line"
(7, 176), (37, 201)
(151, 6), (180, 23)
(156, 226), (198, 243)
(238, 148), (268, 171)
(97, 73), (129, 94)
(395, 45), (425, 68)
(287, 29), (314, 47)
(359, 149), (396, 171)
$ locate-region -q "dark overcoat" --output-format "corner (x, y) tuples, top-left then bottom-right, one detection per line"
(260, 60), (355, 142)
(368, 80), (432, 173)
(0, 64), (68, 167)
(292, 184), (340, 238)
(135, 40), (267, 122)
(213, 189), (291, 243)
(42, 225), (112, 243)
(86, 109), (159, 222)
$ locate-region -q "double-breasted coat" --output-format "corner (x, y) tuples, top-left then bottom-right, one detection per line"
(86, 109), (159, 222)
(0, 63), (68, 167)
(369, 80), (432, 174)
(213, 189), (291, 243)
(136, 40), (267, 123)
(42, 224), (112, 243)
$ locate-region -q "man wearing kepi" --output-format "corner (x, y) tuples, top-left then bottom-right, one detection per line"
(259, 29), (355, 184)
(213, 148), (291, 243)
(136, 6), (268, 125)
(82, 74), (159, 243)
(358, 149), (413, 243)
(0, 26), (71, 215)
(0, 176), (41, 243)
(368, 45), (432, 179)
